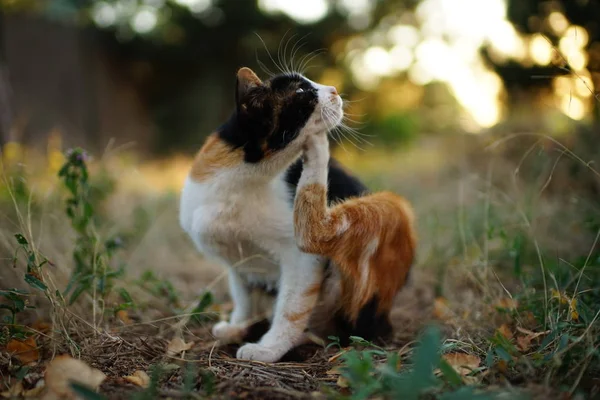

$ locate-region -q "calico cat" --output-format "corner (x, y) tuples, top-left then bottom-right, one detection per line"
(179, 66), (415, 363)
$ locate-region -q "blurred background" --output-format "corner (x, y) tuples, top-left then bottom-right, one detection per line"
(1, 0), (599, 157)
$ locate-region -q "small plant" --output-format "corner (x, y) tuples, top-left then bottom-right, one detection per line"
(135, 270), (181, 310)
(0, 234), (51, 344)
(190, 291), (215, 325)
(333, 325), (524, 400)
(58, 148), (125, 305)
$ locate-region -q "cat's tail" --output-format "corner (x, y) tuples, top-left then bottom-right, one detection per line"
(331, 192), (416, 344)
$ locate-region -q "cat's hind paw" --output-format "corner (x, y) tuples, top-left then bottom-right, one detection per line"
(236, 343), (283, 363)
(211, 321), (247, 343)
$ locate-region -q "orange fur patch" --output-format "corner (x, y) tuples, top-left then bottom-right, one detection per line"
(294, 184), (416, 321)
(304, 282), (322, 297)
(285, 308), (312, 322)
(190, 134), (243, 182)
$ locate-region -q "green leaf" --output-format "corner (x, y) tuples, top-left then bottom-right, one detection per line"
(14, 234), (28, 245)
(24, 274), (48, 291)
(495, 347), (512, 362)
(69, 382), (107, 400)
(68, 284), (88, 305)
(117, 288), (133, 304)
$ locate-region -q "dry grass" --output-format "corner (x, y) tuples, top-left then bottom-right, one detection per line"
(1, 128), (599, 399)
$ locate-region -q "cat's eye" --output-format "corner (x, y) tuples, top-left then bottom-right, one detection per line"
(295, 88), (305, 93)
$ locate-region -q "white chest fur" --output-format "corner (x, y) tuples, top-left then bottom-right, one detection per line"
(179, 171), (295, 287)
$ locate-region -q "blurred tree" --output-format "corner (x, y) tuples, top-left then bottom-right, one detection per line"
(486, 0), (600, 119)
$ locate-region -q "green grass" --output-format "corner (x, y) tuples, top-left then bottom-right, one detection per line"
(1, 129), (599, 399)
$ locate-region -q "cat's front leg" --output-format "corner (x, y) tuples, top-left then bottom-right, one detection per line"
(236, 251), (323, 362)
(212, 267), (252, 343)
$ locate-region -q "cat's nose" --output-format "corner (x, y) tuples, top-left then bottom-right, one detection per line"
(330, 86), (338, 96)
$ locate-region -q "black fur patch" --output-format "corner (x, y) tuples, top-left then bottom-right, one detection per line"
(334, 296), (393, 346)
(284, 157), (369, 205)
(218, 73), (318, 163)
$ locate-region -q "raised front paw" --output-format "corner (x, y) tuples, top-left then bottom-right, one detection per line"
(236, 343), (283, 363)
(211, 321), (247, 343)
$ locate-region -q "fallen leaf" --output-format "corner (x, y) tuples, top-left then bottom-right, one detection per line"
(433, 297), (452, 321)
(515, 327), (551, 352)
(116, 310), (132, 325)
(31, 321), (51, 334)
(23, 383), (45, 398)
(497, 324), (513, 340)
(43, 354), (106, 400)
(1, 381), (23, 398)
(517, 335), (532, 352)
(497, 359), (508, 374)
(6, 336), (39, 365)
(442, 353), (481, 376)
(124, 370), (150, 388)
(495, 298), (518, 311)
(336, 375), (348, 388)
(325, 367), (342, 376)
(167, 337), (194, 356)
(327, 349), (348, 363)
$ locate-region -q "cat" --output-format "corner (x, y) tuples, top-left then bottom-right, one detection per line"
(179, 66), (415, 363)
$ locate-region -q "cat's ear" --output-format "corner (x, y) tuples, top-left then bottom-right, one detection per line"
(235, 67), (262, 105)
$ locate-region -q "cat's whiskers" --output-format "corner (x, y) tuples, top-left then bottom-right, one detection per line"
(254, 32), (285, 76)
(288, 33), (311, 73)
(278, 30), (297, 76)
(297, 49), (326, 75)
(323, 107), (371, 151)
(320, 107), (348, 153)
(322, 108), (366, 152)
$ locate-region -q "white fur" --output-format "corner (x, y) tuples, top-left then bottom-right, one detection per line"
(359, 238), (379, 294)
(179, 77), (342, 362)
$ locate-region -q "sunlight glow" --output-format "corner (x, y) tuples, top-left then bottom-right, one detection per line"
(338, 0), (372, 30)
(173, 0), (212, 13)
(389, 45), (414, 72)
(529, 34), (553, 65)
(363, 47), (393, 76)
(388, 25), (420, 49)
(258, 0), (328, 24)
(92, 2), (117, 28)
(131, 7), (158, 34)
(548, 11), (569, 35)
(560, 95), (586, 121)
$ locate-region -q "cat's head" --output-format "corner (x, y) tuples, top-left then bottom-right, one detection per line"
(222, 67), (342, 163)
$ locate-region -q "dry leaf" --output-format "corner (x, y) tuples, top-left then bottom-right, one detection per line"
(6, 336), (39, 365)
(495, 298), (518, 311)
(550, 290), (579, 320)
(497, 324), (513, 340)
(1, 381), (23, 398)
(43, 354), (106, 400)
(327, 349), (347, 363)
(516, 327), (550, 352)
(336, 375), (348, 388)
(31, 321), (51, 334)
(124, 370), (150, 388)
(116, 310), (132, 325)
(24, 384), (46, 398)
(433, 297), (452, 321)
(167, 337), (194, 356)
(517, 335), (532, 352)
(497, 359), (508, 374)
(325, 367), (342, 376)
(442, 353), (481, 376)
